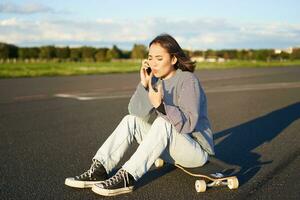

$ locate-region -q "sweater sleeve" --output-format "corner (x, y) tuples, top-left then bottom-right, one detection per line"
(160, 75), (201, 134)
(128, 83), (154, 118)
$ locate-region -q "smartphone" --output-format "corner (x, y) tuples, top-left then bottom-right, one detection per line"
(146, 67), (152, 75)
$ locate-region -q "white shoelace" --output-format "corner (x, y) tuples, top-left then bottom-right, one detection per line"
(78, 160), (100, 178)
(103, 169), (129, 187)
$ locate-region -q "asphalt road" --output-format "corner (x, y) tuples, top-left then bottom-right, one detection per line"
(1, 67), (300, 200)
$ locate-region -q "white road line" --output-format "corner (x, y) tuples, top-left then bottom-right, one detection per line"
(54, 81), (300, 101)
(54, 93), (131, 100)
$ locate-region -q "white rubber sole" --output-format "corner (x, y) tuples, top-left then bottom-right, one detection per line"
(92, 184), (134, 196)
(64, 177), (102, 188)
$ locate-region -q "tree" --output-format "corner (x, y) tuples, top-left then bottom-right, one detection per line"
(0, 42), (18, 59)
(28, 47), (40, 59)
(218, 50), (230, 60)
(290, 48), (300, 60)
(70, 48), (82, 61)
(0, 43), (9, 59)
(39, 46), (56, 59)
(205, 49), (216, 58)
(225, 50), (238, 59)
(183, 49), (192, 57)
(236, 49), (253, 60)
(56, 47), (70, 60)
(270, 52), (281, 61)
(253, 49), (273, 61)
(18, 47), (40, 60)
(122, 50), (131, 59)
(81, 46), (96, 62)
(18, 48), (30, 59)
(95, 48), (109, 62)
(216, 50), (225, 58)
(106, 45), (122, 60)
(131, 44), (147, 59)
(192, 50), (204, 57)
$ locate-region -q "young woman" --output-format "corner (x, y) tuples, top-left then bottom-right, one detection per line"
(65, 34), (215, 196)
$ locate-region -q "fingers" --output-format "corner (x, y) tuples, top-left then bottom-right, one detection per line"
(148, 72), (154, 91)
(141, 60), (149, 75)
(157, 82), (163, 94)
(142, 59), (149, 69)
(141, 59), (151, 77)
(149, 73), (162, 93)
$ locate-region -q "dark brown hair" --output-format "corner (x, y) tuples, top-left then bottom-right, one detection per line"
(149, 33), (196, 72)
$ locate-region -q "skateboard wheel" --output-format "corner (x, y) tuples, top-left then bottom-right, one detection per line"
(195, 180), (206, 192)
(155, 158), (164, 168)
(227, 177), (239, 189)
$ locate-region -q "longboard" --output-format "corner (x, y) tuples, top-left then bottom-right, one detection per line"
(154, 158), (239, 192)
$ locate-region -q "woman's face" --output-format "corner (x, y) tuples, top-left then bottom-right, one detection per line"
(148, 43), (177, 79)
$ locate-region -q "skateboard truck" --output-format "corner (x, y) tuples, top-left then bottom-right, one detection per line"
(154, 158), (239, 193)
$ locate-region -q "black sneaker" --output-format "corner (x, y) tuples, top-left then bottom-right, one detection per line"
(65, 159), (108, 188)
(92, 168), (135, 196)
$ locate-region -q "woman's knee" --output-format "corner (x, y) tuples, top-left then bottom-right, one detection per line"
(152, 117), (174, 132)
(152, 117), (170, 126)
(122, 115), (151, 130)
(123, 114), (143, 121)
(122, 114), (135, 122)
(150, 117), (174, 139)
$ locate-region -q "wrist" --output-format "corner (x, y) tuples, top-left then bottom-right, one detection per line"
(141, 81), (148, 89)
(154, 100), (162, 108)
(156, 101), (166, 115)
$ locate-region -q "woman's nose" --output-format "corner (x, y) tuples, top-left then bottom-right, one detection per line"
(151, 61), (157, 67)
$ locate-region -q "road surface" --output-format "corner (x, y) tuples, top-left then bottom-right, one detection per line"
(1, 67), (299, 199)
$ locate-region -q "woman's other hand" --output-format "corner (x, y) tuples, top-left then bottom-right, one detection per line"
(148, 73), (163, 108)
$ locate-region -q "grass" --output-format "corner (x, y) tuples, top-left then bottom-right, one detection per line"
(196, 60), (300, 69)
(0, 60), (141, 78)
(0, 59), (300, 78)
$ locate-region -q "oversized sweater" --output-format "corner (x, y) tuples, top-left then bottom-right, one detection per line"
(128, 69), (215, 155)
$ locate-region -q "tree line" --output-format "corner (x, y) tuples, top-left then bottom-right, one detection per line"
(0, 43), (148, 62)
(0, 42), (300, 62)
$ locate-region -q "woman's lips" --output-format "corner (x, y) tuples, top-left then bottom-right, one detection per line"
(152, 69), (158, 74)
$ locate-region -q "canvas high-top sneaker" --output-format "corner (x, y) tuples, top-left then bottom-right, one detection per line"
(65, 159), (108, 188)
(92, 168), (135, 196)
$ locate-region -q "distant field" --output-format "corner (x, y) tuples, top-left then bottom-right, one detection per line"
(0, 61), (141, 78)
(0, 60), (300, 78)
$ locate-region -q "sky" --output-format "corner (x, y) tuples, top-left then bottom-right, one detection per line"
(0, 0), (300, 50)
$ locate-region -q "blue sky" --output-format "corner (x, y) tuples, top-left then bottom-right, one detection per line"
(1, 0), (300, 50)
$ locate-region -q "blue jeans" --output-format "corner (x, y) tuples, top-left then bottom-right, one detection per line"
(93, 115), (208, 180)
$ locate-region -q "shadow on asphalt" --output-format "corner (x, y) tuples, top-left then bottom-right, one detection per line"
(214, 102), (300, 186)
(135, 102), (300, 189)
(135, 164), (176, 190)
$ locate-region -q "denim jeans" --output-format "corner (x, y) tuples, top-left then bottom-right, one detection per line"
(93, 114), (208, 180)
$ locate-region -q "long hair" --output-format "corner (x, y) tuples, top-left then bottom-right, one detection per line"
(149, 34), (196, 72)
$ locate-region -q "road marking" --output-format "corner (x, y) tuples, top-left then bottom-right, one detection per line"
(54, 81), (300, 101)
(54, 93), (131, 100)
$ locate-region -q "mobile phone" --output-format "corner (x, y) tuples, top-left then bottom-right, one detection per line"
(146, 67), (152, 75)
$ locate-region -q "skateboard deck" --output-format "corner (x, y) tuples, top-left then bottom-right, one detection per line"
(155, 158), (239, 192)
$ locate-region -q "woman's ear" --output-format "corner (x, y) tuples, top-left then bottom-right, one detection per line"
(171, 56), (177, 65)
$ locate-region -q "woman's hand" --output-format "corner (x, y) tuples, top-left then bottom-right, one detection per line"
(140, 59), (151, 88)
(148, 73), (163, 108)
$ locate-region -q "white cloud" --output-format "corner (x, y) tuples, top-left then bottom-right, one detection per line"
(0, 17), (299, 49)
(0, 18), (18, 26)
